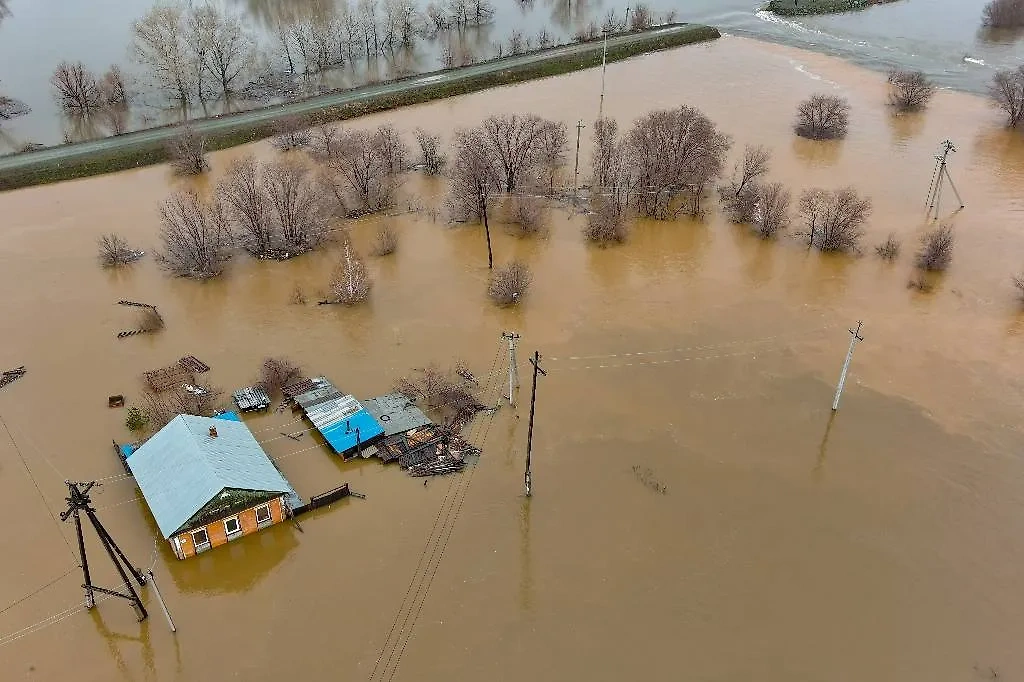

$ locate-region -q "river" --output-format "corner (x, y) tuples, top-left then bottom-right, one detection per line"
(1, 35), (1023, 680)
(0, 0), (1021, 151)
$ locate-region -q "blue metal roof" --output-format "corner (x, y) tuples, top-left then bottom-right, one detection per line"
(295, 377), (384, 456)
(126, 414), (299, 538)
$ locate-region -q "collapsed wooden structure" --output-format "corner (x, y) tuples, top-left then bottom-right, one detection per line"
(0, 366), (26, 390)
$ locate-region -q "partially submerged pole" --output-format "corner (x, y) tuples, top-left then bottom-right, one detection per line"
(832, 321), (864, 411)
(525, 351), (546, 497)
(147, 570), (176, 633)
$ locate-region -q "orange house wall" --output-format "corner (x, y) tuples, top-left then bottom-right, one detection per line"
(170, 496), (286, 560)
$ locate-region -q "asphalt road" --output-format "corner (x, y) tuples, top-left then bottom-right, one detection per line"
(0, 25), (690, 174)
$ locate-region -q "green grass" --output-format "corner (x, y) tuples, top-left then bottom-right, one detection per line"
(0, 24), (720, 192)
(765, 0), (902, 16)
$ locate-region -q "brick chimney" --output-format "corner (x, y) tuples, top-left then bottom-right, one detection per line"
(209, 426), (218, 438)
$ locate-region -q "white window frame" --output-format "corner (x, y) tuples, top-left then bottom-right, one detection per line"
(223, 516), (242, 537)
(191, 528), (211, 552)
(254, 503), (272, 525)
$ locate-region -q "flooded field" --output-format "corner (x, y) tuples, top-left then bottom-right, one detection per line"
(0, 0), (1021, 149)
(2, 36), (1024, 680)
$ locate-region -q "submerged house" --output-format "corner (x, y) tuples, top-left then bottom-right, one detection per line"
(127, 413), (301, 560)
(294, 377), (384, 458)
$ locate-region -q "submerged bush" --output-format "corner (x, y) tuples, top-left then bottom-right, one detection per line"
(488, 261), (532, 306)
(916, 224), (954, 271)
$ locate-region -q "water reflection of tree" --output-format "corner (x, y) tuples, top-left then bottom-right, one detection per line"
(228, 0), (328, 31)
(0, 0), (10, 25)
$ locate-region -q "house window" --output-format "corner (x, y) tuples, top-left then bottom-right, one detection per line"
(224, 516), (241, 537)
(255, 504), (272, 526)
(191, 528), (210, 553)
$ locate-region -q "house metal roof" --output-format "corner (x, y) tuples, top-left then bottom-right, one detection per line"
(127, 414), (298, 538)
(295, 377), (384, 455)
(361, 394), (433, 437)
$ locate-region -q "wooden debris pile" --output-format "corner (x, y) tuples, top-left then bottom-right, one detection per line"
(0, 366), (26, 390)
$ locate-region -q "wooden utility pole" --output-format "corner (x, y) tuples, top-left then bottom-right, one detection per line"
(832, 321), (864, 411)
(525, 351), (546, 497)
(502, 332), (521, 407)
(61, 481), (148, 622)
(925, 140), (964, 221)
(480, 191), (493, 269)
(573, 120), (585, 203)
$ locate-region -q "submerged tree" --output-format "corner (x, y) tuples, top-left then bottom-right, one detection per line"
(97, 233), (142, 267)
(258, 357), (301, 396)
(719, 144), (771, 224)
(916, 224), (954, 271)
(989, 66), (1024, 127)
(317, 124), (409, 214)
(797, 187), (871, 253)
(487, 260), (531, 306)
(132, 4), (195, 104)
(192, 2), (254, 100)
(51, 62), (102, 111)
(887, 69), (936, 111)
(218, 156), (274, 257)
(752, 182), (792, 239)
(329, 242), (372, 304)
(584, 195), (630, 244)
(875, 233), (902, 261)
(264, 160), (330, 254)
(272, 114), (313, 151)
(414, 128), (446, 174)
(795, 93), (850, 140)
(156, 190), (233, 278)
(370, 222), (398, 256)
(982, 0), (1024, 28)
(626, 105), (731, 218)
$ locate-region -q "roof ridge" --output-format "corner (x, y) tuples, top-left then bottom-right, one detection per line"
(178, 414), (227, 489)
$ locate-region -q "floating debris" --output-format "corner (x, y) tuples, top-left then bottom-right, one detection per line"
(0, 366), (26, 390)
(108, 394), (125, 408)
(408, 456), (466, 477)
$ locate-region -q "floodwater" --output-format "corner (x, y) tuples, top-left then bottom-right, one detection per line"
(2, 36), (1024, 681)
(1, 0), (1022, 150)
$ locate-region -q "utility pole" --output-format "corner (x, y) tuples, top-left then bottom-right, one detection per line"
(832, 321), (864, 411)
(573, 120), (585, 203)
(61, 481), (148, 622)
(480, 191), (493, 269)
(925, 140), (964, 221)
(146, 570), (176, 633)
(599, 30), (609, 120)
(502, 332), (521, 407)
(524, 351), (546, 497)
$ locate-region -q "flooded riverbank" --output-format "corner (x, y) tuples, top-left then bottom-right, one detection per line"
(1, 36), (1024, 681)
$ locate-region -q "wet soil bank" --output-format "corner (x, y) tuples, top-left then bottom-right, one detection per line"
(1, 36), (1023, 682)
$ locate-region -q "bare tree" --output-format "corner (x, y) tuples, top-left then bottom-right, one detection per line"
(916, 224), (954, 271)
(719, 144), (771, 223)
(536, 27), (552, 48)
(887, 69), (936, 111)
(875, 233), (902, 260)
(626, 105), (732, 218)
(592, 117), (619, 190)
(797, 187), (871, 253)
(51, 62), (101, 111)
(468, 0), (494, 25)
(192, 2), (254, 100)
(370, 222), (399, 256)
(795, 93), (850, 140)
(0, 82), (30, 122)
(584, 196), (630, 244)
(218, 156), (274, 257)
(166, 125), (208, 175)
(259, 357), (301, 396)
(329, 242), (372, 304)
(630, 2), (653, 30)
(272, 114), (313, 150)
(264, 160), (329, 254)
(989, 66), (1024, 127)
(475, 114), (553, 193)
(97, 233), (142, 266)
(507, 30), (526, 55)
(318, 124), (409, 214)
(156, 190), (233, 278)
(603, 9), (625, 33)
(132, 4), (195, 104)
(536, 120), (567, 194)
(506, 196), (544, 236)
(414, 128), (446, 174)
(753, 182), (791, 239)
(447, 125), (499, 222)
(983, 0), (1024, 28)
(488, 260), (531, 305)
(99, 65), (130, 105)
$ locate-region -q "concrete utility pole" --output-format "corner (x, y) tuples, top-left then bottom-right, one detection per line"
(525, 351), (546, 497)
(147, 570), (176, 633)
(832, 321), (864, 411)
(61, 481), (148, 621)
(925, 140), (964, 221)
(502, 332), (521, 407)
(573, 120), (585, 203)
(599, 30), (609, 120)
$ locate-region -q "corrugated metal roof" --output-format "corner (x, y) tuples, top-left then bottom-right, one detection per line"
(127, 415), (297, 539)
(362, 394), (433, 437)
(295, 377), (384, 455)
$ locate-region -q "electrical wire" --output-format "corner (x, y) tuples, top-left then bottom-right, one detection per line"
(0, 568), (78, 617)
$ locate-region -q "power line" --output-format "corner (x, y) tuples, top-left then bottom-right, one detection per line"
(0, 567), (78, 617)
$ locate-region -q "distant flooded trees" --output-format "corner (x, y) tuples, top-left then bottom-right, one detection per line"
(989, 66), (1024, 128)
(794, 93), (850, 140)
(887, 69), (935, 111)
(49, 62), (130, 138)
(797, 187), (871, 253)
(982, 0), (1024, 28)
(156, 190), (233, 278)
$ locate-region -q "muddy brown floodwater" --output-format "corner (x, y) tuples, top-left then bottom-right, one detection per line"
(2, 36), (1024, 681)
